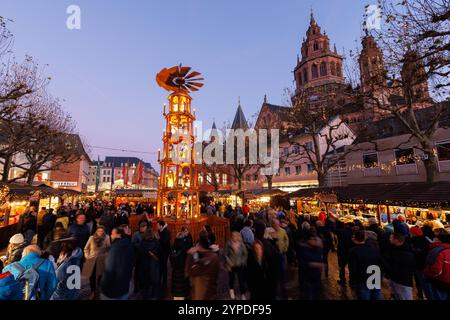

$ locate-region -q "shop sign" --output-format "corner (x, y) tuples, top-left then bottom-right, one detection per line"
(143, 191), (157, 199)
(316, 193), (338, 203)
(54, 181), (78, 187)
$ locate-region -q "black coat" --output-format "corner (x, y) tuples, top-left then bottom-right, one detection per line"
(348, 243), (382, 287)
(101, 237), (135, 298)
(335, 226), (353, 263)
(170, 236), (192, 297)
(383, 243), (416, 287)
(68, 224), (90, 250)
(135, 239), (161, 289)
(158, 227), (171, 259)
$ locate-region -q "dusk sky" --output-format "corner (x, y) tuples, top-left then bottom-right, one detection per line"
(0, 0), (369, 168)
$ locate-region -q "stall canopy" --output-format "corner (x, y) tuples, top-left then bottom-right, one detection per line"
(287, 182), (450, 207)
(0, 182), (81, 200)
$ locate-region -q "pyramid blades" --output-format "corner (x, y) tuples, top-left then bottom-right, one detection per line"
(156, 65), (204, 93)
(185, 71), (201, 79)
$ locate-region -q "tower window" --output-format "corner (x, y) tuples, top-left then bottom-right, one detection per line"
(312, 64), (319, 79)
(320, 61), (327, 76)
(314, 41), (319, 51)
(330, 61), (336, 76)
(303, 68), (308, 83)
(337, 63), (342, 77)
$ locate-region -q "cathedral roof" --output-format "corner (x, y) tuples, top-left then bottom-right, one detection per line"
(231, 102), (249, 130)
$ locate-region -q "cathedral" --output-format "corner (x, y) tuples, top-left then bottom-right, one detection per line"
(255, 11), (432, 131)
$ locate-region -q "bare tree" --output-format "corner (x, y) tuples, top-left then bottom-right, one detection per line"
(359, 0), (450, 183)
(285, 89), (359, 187)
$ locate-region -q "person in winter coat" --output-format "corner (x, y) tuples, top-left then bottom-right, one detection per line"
(348, 230), (383, 300)
(100, 227), (134, 300)
(392, 215), (410, 238)
(409, 226), (430, 299)
(38, 209), (56, 247)
(296, 228), (324, 300)
(316, 221), (333, 277)
(2, 234), (28, 267)
(50, 239), (83, 300)
(224, 231), (248, 300)
(185, 230), (220, 300)
(240, 219), (254, 250)
(43, 223), (66, 260)
(318, 209), (326, 224)
(16, 208), (37, 244)
(113, 209), (129, 228)
(135, 229), (161, 300)
(131, 220), (149, 247)
(383, 232), (416, 300)
(335, 221), (354, 286)
(0, 271), (23, 300)
(170, 227), (193, 300)
(246, 239), (272, 300)
(157, 220), (171, 290)
(3, 245), (57, 300)
(68, 213), (90, 251)
(82, 226), (110, 299)
(423, 234), (450, 300)
(261, 227), (281, 299)
(98, 210), (114, 235)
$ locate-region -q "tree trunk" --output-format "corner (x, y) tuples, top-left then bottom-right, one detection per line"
(317, 172), (327, 187)
(423, 151), (437, 183)
(2, 154), (12, 182)
(27, 171), (36, 185)
(266, 175), (273, 190)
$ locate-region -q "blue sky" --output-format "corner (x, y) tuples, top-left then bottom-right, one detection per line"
(0, 0), (370, 167)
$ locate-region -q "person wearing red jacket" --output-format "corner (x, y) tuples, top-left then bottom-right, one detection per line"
(424, 234), (450, 300)
(318, 209), (327, 224)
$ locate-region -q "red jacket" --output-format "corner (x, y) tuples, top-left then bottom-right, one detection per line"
(318, 211), (326, 223)
(424, 243), (450, 285)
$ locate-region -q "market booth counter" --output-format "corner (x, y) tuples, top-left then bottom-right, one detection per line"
(286, 182), (450, 227)
(0, 183), (82, 248)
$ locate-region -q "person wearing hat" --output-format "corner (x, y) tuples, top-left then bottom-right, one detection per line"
(1, 234), (28, 267)
(410, 225), (429, 299)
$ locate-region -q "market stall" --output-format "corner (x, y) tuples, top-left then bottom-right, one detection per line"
(286, 182), (450, 227)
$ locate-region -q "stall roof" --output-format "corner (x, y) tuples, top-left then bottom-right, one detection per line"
(0, 182), (81, 199)
(287, 182), (450, 206)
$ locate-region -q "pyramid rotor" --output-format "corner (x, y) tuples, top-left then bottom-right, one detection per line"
(156, 64), (204, 93)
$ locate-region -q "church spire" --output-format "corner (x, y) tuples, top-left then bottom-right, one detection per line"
(310, 7), (315, 26)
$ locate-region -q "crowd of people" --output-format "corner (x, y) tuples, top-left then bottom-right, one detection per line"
(0, 201), (449, 301)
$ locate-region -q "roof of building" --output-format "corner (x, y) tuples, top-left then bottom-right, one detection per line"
(231, 103), (249, 130)
(102, 156), (155, 171)
(354, 102), (450, 144)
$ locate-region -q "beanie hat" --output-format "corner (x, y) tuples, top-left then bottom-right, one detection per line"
(368, 217), (377, 225)
(410, 226), (423, 237)
(9, 233), (25, 245)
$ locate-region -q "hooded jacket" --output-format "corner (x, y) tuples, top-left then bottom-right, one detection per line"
(100, 237), (134, 298)
(0, 271), (23, 300)
(424, 243), (450, 288)
(50, 247), (83, 300)
(3, 252), (57, 300)
(383, 243), (415, 287)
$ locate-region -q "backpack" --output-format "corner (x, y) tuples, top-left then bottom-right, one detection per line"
(11, 259), (45, 300)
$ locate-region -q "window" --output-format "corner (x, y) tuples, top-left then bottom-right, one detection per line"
(246, 175), (251, 181)
(284, 167), (291, 176)
(283, 147), (289, 157)
(295, 165), (302, 175)
(254, 174), (258, 181)
(320, 61), (327, 76)
(307, 164), (314, 173)
(305, 141), (313, 151)
(222, 174), (227, 185)
(363, 153), (379, 168)
(314, 41), (319, 51)
(395, 148), (415, 165)
(337, 63), (342, 77)
(330, 61), (336, 76)
(312, 64), (319, 79)
(103, 170), (107, 175)
(106, 177), (111, 182)
(437, 141), (450, 161)
(303, 68), (308, 83)
(293, 145), (300, 154)
(102, 177), (107, 182)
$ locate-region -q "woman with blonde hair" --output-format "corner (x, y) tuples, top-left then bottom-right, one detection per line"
(81, 226), (110, 299)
